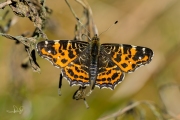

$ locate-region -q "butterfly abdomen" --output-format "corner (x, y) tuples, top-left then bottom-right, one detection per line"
(89, 64), (98, 80)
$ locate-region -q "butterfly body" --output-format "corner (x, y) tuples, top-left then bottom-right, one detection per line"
(89, 35), (100, 88)
(36, 35), (153, 90)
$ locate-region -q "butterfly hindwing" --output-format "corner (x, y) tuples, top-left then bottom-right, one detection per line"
(100, 44), (153, 73)
(62, 50), (90, 86)
(36, 40), (89, 68)
(96, 54), (125, 90)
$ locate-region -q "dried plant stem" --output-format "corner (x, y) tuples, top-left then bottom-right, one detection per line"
(76, 0), (98, 35)
(0, 0), (12, 9)
(98, 101), (163, 120)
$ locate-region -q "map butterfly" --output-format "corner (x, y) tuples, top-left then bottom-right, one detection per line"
(36, 34), (153, 93)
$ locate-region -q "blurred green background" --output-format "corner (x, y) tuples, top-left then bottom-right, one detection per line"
(1, 0), (180, 120)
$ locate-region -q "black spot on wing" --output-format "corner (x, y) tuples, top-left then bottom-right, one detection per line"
(67, 69), (74, 76)
(132, 64), (136, 69)
(112, 73), (119, 80)
(74, 75), (78, 78)
(79, 76), (84, 79)
(61, 58), (68, 64)
(121, 63), (128, 68)
(114, 54), (122, 62)
(102, 78), (106, 81)
(53, 58), (57, 63)
(125, 57), (129, 60)
(68, 50), (75, 59)
(61, 52), (65, 56)
(128, 55), (132, 58)
(107, 78), (111, 81)
(59, 49), (62, 53)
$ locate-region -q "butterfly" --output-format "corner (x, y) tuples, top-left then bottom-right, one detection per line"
(36, 34), (153, 94)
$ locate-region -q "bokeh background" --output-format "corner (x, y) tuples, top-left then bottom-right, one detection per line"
(1, 0), (180, 120)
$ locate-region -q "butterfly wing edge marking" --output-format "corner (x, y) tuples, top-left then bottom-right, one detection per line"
(95, 73), (125, 90)
(61, 69), (90, 87)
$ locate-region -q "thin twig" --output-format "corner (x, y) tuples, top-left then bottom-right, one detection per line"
(76, 0), (98, 35)
(65, 0), (79, 19)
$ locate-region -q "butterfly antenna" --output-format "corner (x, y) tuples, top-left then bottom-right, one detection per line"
(99, 21), (118, 36)
(81, 34), (91, 41)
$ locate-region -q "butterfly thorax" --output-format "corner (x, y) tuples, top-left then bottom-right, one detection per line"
(90, 35), (100, 63)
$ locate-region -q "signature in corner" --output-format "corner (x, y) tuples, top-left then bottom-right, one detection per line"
(6, 105), (23, 114)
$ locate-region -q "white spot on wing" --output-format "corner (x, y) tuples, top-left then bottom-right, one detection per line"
(45, 41), (48, 44)
(54, 40), (60, 44)
(142, 48), (146, 54)
(132, 45), (136, 48)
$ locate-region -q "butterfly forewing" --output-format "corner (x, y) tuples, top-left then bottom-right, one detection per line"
(36, 40), (89, 68)
(100, 44), (153, 73)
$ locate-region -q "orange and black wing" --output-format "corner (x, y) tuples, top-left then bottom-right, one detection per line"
(100, 44), (153, 73)
(96, 53), (125, 90)
(36, 40), (89, 68)
(62, 50), (90, 87)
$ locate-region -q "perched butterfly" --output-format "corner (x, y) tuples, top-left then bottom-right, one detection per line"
(36, 34), (153, 94)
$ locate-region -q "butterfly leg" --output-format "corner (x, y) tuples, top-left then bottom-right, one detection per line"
(86, 79), (96, 96)
(73, 86), (89, 109)
(86, 90), (92, 96)
(83, 97), (89, 109)
(58, 73), (63, 96)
